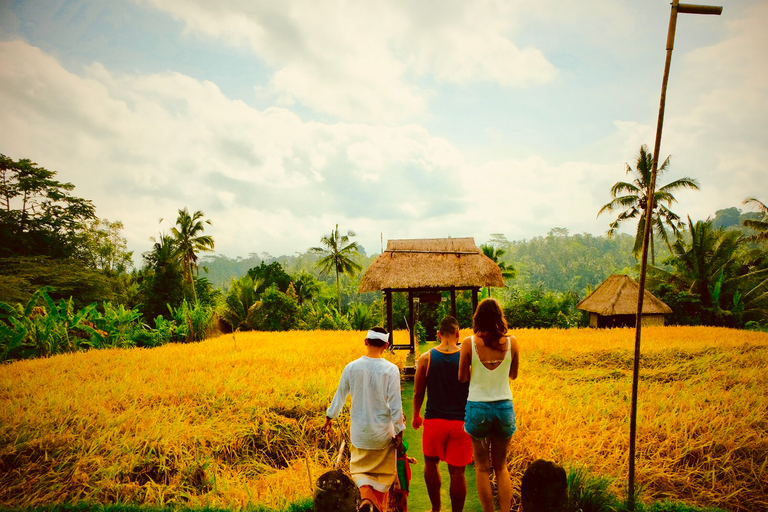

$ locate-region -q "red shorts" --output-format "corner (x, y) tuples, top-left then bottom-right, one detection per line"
(421, 418), (473, 467)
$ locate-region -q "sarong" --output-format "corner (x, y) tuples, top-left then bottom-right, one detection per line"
(349, 444), (397, 492)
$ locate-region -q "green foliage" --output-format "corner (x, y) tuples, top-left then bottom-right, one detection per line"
(312, 224), (362, 312)
(566, 466), (620, 512)
(171, 207), (214, 301)
(597, 144), (700, 262)
(0, 287), (214, 361)
(291, 270), (320, 305)
(78, 218), (134, 275)
(414, 320), (427, 344)
(346, 302), (378, 330)
(649, 217), (768, 327)
(0, 256), (130, 310)
(506, 230), (639, 294)
(247, 261), (292, 294)
(139, 235), (185, 322)
(246, 286), (299, 331)
(168, 300), (214, 342)
(0, 153), (97, 259)
(218, 275), (259, 331)
(86, 302), (143, 349)
(504, 287), (585, 329)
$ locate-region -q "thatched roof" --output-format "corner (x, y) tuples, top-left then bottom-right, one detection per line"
(577, 274), (673, 315)
(358, 237), (506, 292)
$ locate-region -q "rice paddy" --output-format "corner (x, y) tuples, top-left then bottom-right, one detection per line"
(0, 327), (765, 511)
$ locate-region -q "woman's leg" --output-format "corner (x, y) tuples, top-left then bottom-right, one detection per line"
(489, 436), (512, 512)
(470, 437), (495, 512)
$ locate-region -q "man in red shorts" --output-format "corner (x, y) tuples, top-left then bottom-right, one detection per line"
(412, 316), (472, 512)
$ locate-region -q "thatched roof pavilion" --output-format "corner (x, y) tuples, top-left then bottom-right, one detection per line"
(359, 237), (505, 352)
(577, 274), (673, 328)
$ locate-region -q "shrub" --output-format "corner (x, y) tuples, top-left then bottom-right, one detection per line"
(247, 286), (300, 331)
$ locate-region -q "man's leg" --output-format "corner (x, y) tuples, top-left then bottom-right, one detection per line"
(447, 464), (467, 512)
(424, 455), (441, 511)
(359, 485), (389, 512)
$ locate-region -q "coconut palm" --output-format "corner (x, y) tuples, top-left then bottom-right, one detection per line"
(171, 208), (214, 300)
(598, 144), (699, 264)
(480, 244), (516, 297)
(292, 271), (320, 305)
(654, 217), (741, 309)
(742, 197), (768, 243)
(312, 224), (362, 312)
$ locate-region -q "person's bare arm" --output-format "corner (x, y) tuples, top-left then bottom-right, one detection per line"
(509, 336), (519, 380)
(412, 351), (429, 429)
(458, 336), (472, 383)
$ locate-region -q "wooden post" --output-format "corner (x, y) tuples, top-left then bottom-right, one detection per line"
(472, 288), (478, 315)
(385, 289), (393, 339)
(408, 290), (415, 352)
(450, 287), (457, 318)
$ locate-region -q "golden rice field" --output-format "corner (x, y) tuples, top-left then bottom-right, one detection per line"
(0, 327), (766, 511)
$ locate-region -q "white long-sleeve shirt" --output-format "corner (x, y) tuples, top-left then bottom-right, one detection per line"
(326, 356), (405, 450)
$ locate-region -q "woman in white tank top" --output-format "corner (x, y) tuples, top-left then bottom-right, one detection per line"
(458, 298), (519, 512)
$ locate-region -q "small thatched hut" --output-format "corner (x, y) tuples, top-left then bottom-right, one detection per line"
(577, 274), (672, 328)
(359, 237), (505, 351)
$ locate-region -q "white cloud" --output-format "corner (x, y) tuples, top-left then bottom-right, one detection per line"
(142, 0), (556, 123)
(0, 40), (470, 257)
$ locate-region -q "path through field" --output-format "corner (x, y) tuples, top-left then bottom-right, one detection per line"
(401, 341), (481, 512)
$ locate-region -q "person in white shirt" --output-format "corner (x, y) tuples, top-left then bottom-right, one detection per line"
(323, 327), (405, 512)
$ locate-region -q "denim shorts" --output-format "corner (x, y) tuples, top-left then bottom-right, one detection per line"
(464, 400), (516, 440)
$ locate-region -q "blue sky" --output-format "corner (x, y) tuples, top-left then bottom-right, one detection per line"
(0, 0), (765, 260)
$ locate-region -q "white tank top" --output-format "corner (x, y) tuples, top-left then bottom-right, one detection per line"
(467, 335), (514, 402)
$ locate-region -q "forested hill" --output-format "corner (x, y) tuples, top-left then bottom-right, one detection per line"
(200, 206), (761, 294)
(200, 230), (639, 294)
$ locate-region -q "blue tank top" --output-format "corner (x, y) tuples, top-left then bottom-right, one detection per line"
(425, 348), (470, 421)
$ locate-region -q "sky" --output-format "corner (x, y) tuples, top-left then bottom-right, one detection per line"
(0, 0), (766, 262)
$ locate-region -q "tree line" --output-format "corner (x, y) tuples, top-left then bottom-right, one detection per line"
(1, 148), (767, 362)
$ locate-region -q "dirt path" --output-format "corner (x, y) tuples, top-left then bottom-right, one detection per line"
(400, 343), (481, 512)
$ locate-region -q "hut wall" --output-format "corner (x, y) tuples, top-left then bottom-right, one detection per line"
(640, 314), (666, 327)
(591, 313), (667, 328)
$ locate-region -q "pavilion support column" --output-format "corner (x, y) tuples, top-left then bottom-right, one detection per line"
(472, 288), (479, 314)
(408, 290), (415, 352)
(385, 289), (393, 339)
(450, 287), (457, 318)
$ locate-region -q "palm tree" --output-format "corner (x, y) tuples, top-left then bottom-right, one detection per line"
(742, 197), (768, 243)
(292, 271), (320, 305)
(480, 244), (516, 296)
(598, 144), (700, 264)
(171, 208), (214, 300)
(312, 224), (362, 312)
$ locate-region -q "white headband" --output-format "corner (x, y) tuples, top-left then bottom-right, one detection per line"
(366, 330), (389, 343)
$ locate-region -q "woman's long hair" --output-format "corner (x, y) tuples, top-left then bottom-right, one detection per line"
(472, 298), (508, 346)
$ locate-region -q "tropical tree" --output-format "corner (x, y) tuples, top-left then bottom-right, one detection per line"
(312, 224), (362, 312)
(292, 270), (320, 305)
(742, 197), (768, 244)
(171, 208), (214, 301)
(218, 275), (260, 332)
(647, 217), (768, 326)
(598, 144), (700, 263)
(140, 234), (184, 322)
(480, 243), (516, 296)
(0, 153), (97, 258)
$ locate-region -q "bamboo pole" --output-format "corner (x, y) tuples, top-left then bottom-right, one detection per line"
(628, 1), (721, 509)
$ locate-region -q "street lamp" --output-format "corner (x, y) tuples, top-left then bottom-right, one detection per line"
(629, 1), (722, 510)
